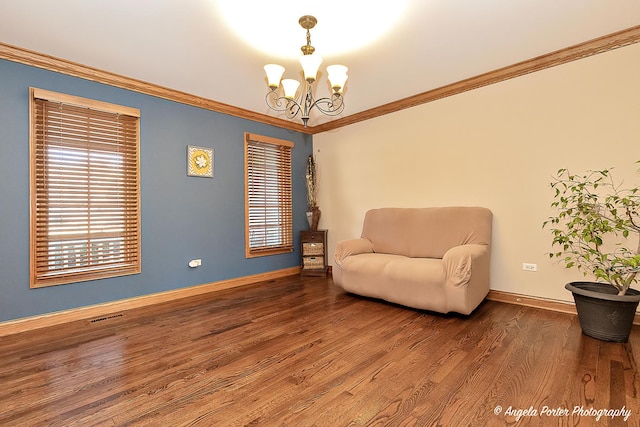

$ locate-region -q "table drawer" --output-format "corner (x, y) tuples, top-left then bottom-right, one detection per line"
(303, 256), (324, 269)
(302, 242), (324, 256)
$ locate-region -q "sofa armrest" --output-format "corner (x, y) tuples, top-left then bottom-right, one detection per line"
(334, 238), (374, 266)
(442, 244), (490, 287)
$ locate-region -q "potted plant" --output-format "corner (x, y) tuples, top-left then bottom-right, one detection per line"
(543, 163), (640, 342)
(305, 155), (321, 231)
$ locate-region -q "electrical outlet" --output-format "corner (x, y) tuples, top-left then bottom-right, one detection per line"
(522, 263), (537, 272)
(188, 259), (202, 268)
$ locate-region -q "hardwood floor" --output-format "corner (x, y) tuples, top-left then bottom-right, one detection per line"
(1, 275), (638, 426)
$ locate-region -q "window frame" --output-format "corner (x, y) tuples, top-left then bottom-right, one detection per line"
(244, 132), (294, 258)
(29, 88), (141, 288)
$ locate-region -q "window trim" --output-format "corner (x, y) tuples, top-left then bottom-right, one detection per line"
(244, 132), (294, 258)
(29, 87), (141, 288)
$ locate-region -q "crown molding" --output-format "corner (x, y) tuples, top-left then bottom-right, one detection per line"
(1, 25), (639, 135)
(0, 42), (310, 134)
(310, 25), (640, 134)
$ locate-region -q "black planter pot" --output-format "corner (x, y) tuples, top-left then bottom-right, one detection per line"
(566, 281), (640, 342)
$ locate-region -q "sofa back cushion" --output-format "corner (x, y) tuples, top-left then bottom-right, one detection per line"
(361, 207), (492, 258)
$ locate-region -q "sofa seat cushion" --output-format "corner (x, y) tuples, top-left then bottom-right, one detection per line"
(337, 253), (449, 311)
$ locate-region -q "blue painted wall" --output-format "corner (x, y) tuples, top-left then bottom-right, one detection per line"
(0, 59), (312, 323)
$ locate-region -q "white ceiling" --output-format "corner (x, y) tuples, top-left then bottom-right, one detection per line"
(1, 0), (639, 126)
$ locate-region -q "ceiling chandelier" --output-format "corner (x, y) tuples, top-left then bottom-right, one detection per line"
(263, 15), (348, 127)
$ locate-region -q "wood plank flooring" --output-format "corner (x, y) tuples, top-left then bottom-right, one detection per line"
(0, 275), (638, 426)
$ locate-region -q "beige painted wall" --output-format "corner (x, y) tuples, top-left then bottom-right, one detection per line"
(313, 42), (640, 304)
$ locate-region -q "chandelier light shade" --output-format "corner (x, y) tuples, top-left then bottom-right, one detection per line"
(264, 15), (348, 127)
(281, 79), (300, 99)
(264, 64), (285, 89)
(327, 65), (349, 94)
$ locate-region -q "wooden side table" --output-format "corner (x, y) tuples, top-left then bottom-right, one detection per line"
(300, 230), (328, 276)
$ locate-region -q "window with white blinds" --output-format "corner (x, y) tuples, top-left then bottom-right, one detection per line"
(244, 132), (294, 257)
(30, 88), (141, 288)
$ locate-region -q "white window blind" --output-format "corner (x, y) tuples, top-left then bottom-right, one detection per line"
(244, 133), (294, 257)
(30, 88), (141, 287)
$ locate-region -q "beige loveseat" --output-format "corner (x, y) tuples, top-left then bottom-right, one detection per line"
(333, 207), (492, 315)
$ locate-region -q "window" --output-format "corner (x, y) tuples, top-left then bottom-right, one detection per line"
(30, 88), (141, 288)
(244, 132), (294, 257)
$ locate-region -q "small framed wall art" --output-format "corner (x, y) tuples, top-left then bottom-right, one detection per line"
(187, 145), (214, 178)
